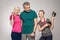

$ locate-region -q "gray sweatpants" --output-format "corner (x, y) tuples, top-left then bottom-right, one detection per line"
(22, 34), (35, 40)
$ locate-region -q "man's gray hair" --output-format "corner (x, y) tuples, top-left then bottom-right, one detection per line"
(23, 2), (30, 6)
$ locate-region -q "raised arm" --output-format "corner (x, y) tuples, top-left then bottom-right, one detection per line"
(50, 16), (55, 30)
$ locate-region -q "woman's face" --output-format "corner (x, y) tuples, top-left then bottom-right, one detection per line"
(38, 11), (44, 19)
(14, 7), (20, 15)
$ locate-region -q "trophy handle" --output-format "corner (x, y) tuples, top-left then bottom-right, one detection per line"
(52, 11), (56, 17)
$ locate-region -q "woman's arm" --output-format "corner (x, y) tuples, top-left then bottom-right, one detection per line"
(10, 15), (14, 26)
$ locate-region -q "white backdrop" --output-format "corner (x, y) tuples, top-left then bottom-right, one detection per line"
(0, 0), (60, 40)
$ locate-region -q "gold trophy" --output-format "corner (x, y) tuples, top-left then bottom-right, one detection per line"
(52, 11), (56, 17)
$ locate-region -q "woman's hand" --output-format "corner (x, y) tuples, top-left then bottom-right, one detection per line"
(12, 12), (15, 15)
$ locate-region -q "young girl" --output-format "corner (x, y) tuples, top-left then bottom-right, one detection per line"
(9, 7), (22, 40)
(37, 10), (55, 40)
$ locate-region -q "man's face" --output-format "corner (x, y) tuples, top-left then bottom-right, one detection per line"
(24, 5), (30, 12)
(39, 11), (44, 18)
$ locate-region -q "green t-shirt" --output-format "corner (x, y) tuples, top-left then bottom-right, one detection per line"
(20, 10), (37, 34)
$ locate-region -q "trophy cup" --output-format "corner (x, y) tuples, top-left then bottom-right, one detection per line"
(46, 11), (56, 25)
(52, 11), (56, 17)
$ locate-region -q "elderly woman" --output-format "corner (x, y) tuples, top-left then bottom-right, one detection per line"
(9, 7), (22, 40)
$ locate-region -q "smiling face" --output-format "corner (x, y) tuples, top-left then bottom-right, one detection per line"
(24, 5), (30, 12)
(38, 10), (45, 19)
(23, 2), (31, 12)
(13, 7), (20, 15)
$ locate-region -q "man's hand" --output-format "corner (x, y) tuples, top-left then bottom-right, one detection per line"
(29, 32), (35, 37)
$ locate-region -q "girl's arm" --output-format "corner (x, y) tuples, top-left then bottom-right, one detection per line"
(50, 16), (55, 30)
(38, 25), (41, 32)
(38, 24), (48, 31)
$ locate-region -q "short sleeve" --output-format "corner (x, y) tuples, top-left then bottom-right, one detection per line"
(33, 11), (37, 18)
(20, 12), (23, 20)
(9, 15), (15, 20)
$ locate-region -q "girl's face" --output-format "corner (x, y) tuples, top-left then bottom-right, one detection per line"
(14, 7), (20, 15)
(38, 11), (44, 19)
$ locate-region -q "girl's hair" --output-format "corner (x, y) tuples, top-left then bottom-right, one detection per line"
(39, 10), (45, 14)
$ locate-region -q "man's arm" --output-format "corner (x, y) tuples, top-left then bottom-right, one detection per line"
(29, 18), (37, 37)
(33, 18), (38, 33)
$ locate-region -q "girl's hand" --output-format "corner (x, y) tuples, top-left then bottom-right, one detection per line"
(38, 25), (42, 32)
(39, 24), (49, 31)
(51, 16), (55, 20)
